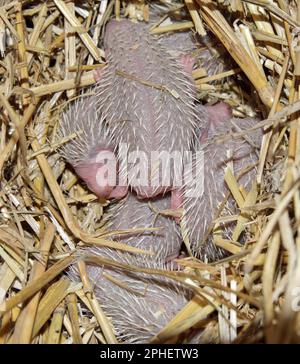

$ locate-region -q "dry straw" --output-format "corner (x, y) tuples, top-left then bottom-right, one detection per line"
(0, 0), (299, 344)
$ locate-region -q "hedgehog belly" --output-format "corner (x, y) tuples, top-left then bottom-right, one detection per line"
(105, 193), (182, 261)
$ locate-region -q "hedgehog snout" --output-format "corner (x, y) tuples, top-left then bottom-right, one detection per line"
(74, 149), (119, 199)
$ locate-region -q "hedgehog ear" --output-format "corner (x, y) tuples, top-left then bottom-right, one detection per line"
(197, 102), (233, 141)
(178, 54), (195, 74)
(205, 102), (233, 125)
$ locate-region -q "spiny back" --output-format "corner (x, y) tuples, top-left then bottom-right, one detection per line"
(70, 248), (191, 343)
(59, 93), (113, 167)
(182, 117), (262, 261)
(96, 19), (197, 156)
(104, 193), (182, 260)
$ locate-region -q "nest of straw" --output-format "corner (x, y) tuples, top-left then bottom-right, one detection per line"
(0, 0), (299, 344)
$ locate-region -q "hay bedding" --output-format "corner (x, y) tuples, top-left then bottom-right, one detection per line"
(0, 0), (297, 344)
